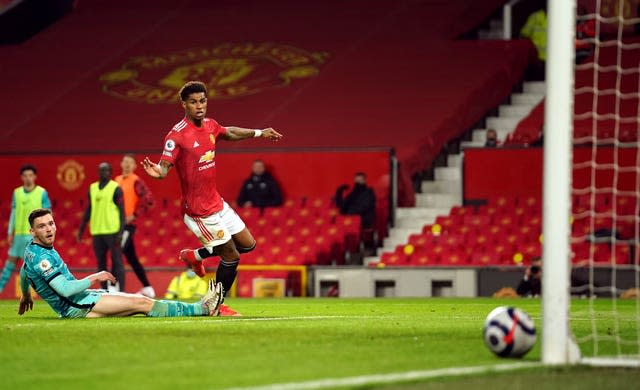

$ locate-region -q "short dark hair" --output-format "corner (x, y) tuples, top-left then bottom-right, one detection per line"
(29, 208), (52, 227)
(20, 164), (37, 175)
(179, 81), (207, 101)
(355, 172), (366, 179)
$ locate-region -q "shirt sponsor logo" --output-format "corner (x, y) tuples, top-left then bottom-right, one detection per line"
(198, 150), (215, 163)
(165, 139), (176, 151)
(198, 161), (215, 171)
(99, 42), (328, 103)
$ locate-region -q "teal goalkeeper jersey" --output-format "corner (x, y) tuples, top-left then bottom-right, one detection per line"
(21, 241), (94, 317)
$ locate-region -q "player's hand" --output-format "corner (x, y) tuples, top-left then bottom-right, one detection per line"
(18, 295), (33, 315)
(261, 128), (283, 141)
(141, 157), (163, 178)
(125, 215), (135, 224)
(88, 271), (116, 285)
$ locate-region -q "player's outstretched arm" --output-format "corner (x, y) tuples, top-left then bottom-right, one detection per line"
(18, 266), (33, 315)
(223, 127), (283, 142)
(141, 158), (172, 179)
(48, 271), (116, 298)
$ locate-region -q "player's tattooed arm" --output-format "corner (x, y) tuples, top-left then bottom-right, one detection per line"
(141, 158), (173, 179)
(223, 127), (283, 141)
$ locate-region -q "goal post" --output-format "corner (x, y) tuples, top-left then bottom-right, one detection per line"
(542, 0), (578, 365)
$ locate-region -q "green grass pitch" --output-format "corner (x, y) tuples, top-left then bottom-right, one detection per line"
(1, 297), (639, 389)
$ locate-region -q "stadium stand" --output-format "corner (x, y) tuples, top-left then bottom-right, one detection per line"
(0, 0), (534, 207)
(505, 36), (640, 145)
(0, 1), (551, 297)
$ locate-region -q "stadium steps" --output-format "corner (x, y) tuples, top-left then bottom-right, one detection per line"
(371, 156), (462, 260)
(461, 81), (545, 148)
(367, 82), (545, 265)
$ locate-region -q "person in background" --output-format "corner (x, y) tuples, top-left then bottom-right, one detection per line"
(236, 159), (283, 209)
(164, 268), (208, 300)
(575, 5), (596, 64)
(516, 257), (542, 297)
(335, 172), (376, 229)
(520, 7), (547, 80)
(485, 129), (499, 147)
(77, 162), (125, 292)
(0, 164), (51, 293)
(115, 154), (156, 298)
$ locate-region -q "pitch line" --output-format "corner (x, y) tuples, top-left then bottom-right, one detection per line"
(8, 315), (377, 327)
(224, 362), (542, 390)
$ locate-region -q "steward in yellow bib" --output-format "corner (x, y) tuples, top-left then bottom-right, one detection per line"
(0, 164), (51, 294)
(77, 162), (126, 292)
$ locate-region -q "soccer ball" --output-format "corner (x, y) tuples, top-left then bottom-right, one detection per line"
(483, 306), (536, 358)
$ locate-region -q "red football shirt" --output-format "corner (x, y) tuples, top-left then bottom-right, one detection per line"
(160, 117), (227, 217)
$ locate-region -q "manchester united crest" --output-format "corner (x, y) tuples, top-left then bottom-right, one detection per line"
(99, 42), (328, 103)
(57, 160), (86, 191)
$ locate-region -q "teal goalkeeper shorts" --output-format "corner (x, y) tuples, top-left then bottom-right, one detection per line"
(63, 289), (106, 318)
(8, 235), (32, 258)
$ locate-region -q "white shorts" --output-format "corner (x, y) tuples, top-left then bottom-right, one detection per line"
(183, 201), (246, 250)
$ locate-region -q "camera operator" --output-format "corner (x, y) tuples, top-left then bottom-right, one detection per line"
(516, 258), (542, 297)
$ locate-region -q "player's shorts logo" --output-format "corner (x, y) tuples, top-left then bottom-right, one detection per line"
(99, 42), (328, 103)
(216, 230), (225, 239)
(57, 160), (86, 191)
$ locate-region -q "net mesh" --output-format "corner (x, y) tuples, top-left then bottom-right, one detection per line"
(570, 0), (640, 361)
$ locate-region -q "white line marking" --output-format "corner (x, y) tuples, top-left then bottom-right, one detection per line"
(223, 362), (542, 390)
(581, 357), (640, 368)
(6, 315), (377, 327)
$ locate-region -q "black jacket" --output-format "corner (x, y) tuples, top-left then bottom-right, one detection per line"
(516, 277), (541, 297)
(237, 171), (283, 208)
(335, 183), (376, 228)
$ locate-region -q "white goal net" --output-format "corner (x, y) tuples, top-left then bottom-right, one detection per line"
(544, 0), (640, 366)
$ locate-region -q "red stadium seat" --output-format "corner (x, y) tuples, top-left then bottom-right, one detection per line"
(613, 244), (632, 265)
(449, 205), (471, 217)
(335, 215), (362, 252)
(410, 248), (439, 266)
(408, 232), (433, 250)
(439, 250), (469, 266)
(469, 252), (501, 266)
(380, 249), (409, 266)
(441, 233), (464, 250)
(614, 195), (637, 216)
(490, 195), (517, 209)
(463, 214), (490, 229)
(263, 207), (289, 221)
(519, 241), (541, 262)
(237, 207), (261, 223)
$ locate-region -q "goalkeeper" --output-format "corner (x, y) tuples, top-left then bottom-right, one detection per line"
(18, 208), (223, 318)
